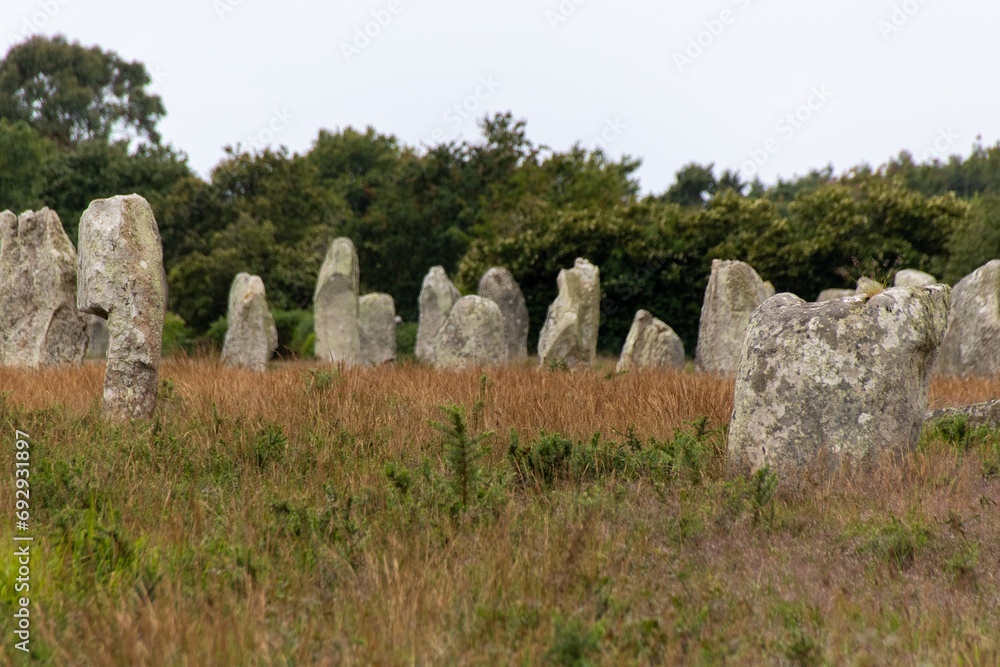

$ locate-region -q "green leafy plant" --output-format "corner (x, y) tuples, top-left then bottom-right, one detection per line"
(430, 404), (494, 511)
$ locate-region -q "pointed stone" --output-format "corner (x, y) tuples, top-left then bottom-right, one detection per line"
(359, 293), (397, 366)
(537, 258), (600, 369)
(478, 267), (529, 359)
(221, 273), (277, 372)
(416, 266), (461, 364)
(77, 195), (166, 420)
(694, 259), (771, 375)
(313, 237), (360, 365)
(432, 295), (508, 369)
(616, 310), (685, 372)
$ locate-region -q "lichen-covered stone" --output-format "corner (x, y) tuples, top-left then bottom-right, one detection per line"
(221, 273), (277, 372)
(313, 238), (360, 365)
(816, 288), (855, 302)
(0, 208), (88, 366)
(616, 310), (684, 372)
(537, 258), (600, 368)
(694, 259), (771, 375)
(934, 260), (1000, 377)
(77, 195), (165, 420)
(432, 296), (508, 369)
(359, 293), (397, 366)
(728, 286), (951, 476)
(416, 266), (461, 364)
(894, 269), (937, 288)
(925, 399), (1000, 430)
(478, 267), (529, 359)
(86, 315), (109, 358)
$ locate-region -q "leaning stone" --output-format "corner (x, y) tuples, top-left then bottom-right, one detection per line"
(537, 258), (600, 368)
(894, 269), (937, 288)
(313, 237), (360, 365)
(616, 310), (685, 372)
(432, 296), (508, 369)
(77, 195), (166, 420)
(86, 315), (109, 358)
(728, 286), (951, 476)
(925, 400), (1000, 431)
(478, 267), (529, 359)
(694, 259), (771, 375)
(221, 273), (277, 372)
(415, 266), (461, 364)
(934, 260), (1000, 377)
(0, 208), (88, 366)
(359, 293), (397, 366)
(816, 288), (855, 302)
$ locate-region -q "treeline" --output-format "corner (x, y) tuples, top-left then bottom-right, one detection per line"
(1, 35), (999, 354)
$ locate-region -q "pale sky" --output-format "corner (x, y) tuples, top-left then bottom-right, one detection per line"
(4, 0), (998, 193)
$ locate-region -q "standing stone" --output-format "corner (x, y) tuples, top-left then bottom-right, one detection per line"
(313, 238), (360, 365)
(728, 286), (951, 476)
(86, 315), (109, 358)
(220, 273), (277, 372)
(77, 195), (165, 420)
(894, 269), (937, 288)
(616, 310), (685, 372)
(934, 260), (1000, 377)
(359, 293), (397, 366)
(816, 288), (855, 302)
(537, 258), (601, 369)
(478, 267), (529, 359)
(694, 259), (771, 375)
(432, 296), (508, 369)
(415, 266), (461, 364)
(0, 208), (88, 366)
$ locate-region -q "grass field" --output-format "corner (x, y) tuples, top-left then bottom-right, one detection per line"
(1, 358), (999, 665)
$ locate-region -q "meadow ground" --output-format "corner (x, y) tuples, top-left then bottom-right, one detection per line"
(1, 358), (999, 666)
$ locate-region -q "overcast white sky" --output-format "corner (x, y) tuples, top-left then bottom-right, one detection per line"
(4, 0), (998, 193)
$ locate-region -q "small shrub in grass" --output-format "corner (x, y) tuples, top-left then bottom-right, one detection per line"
(546, 616), (603, 667)
(431, 404), (494, 512)
(509, 431), (574, 487)
(253, 423), (288, 468)
(945, 541), (980, 583)
(861, 515), (931, 571)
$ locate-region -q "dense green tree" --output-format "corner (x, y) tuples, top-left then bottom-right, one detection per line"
(0, 119), (54, 211)
(0, 35), (165, 147)
(944, 194), (1000, 284)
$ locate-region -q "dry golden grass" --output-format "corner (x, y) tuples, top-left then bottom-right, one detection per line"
(0, 358), (997, 666)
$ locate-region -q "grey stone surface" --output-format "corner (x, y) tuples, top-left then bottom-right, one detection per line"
(0, 208), (88, 366)
(432, 295), (508, 369)
(934, 260), (1000, 377)
(728, 286), (951, 475)
(616, 310), (685, 372)
(894, 269), (937, 288)
(478, 267), (529, 359)
(816, 288), (856, 303)
(694, 259), (771, 375)
(221, 273), (277, 372)
(359, 293), (397, 366)
(925, 400), (1000, 431)
(416, 266), (461, 364)
(537, 258), (600, 368)
(86, 315), (109, 358)
(313, 237), (360, 365)
(77, 195), (166, 420)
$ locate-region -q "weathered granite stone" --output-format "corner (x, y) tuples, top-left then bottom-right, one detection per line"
(816, 288), (855, 302)
(934, 260), (1000, 377)
(694, 259), (771, 375)
(616, 310), (685, 372)
(359, 293), (397, 366)
(220, 273), (277, 372)
(77, 195), (165, 420)
(478, 267), (529, 359)
(537, 258), (600, 368)
(432, 295), (508, 369)
(925, 400), (1000, 431)
(728, 286), (951, 475)
(313, 237), (360, 365)
(415, 266), (461, 364)
(0, 208), (88, 366)
(894, 269), (937, 288)
(86, 315), (109, 358)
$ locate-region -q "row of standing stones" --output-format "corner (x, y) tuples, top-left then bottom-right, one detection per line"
(3, 197), (1000, 479)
